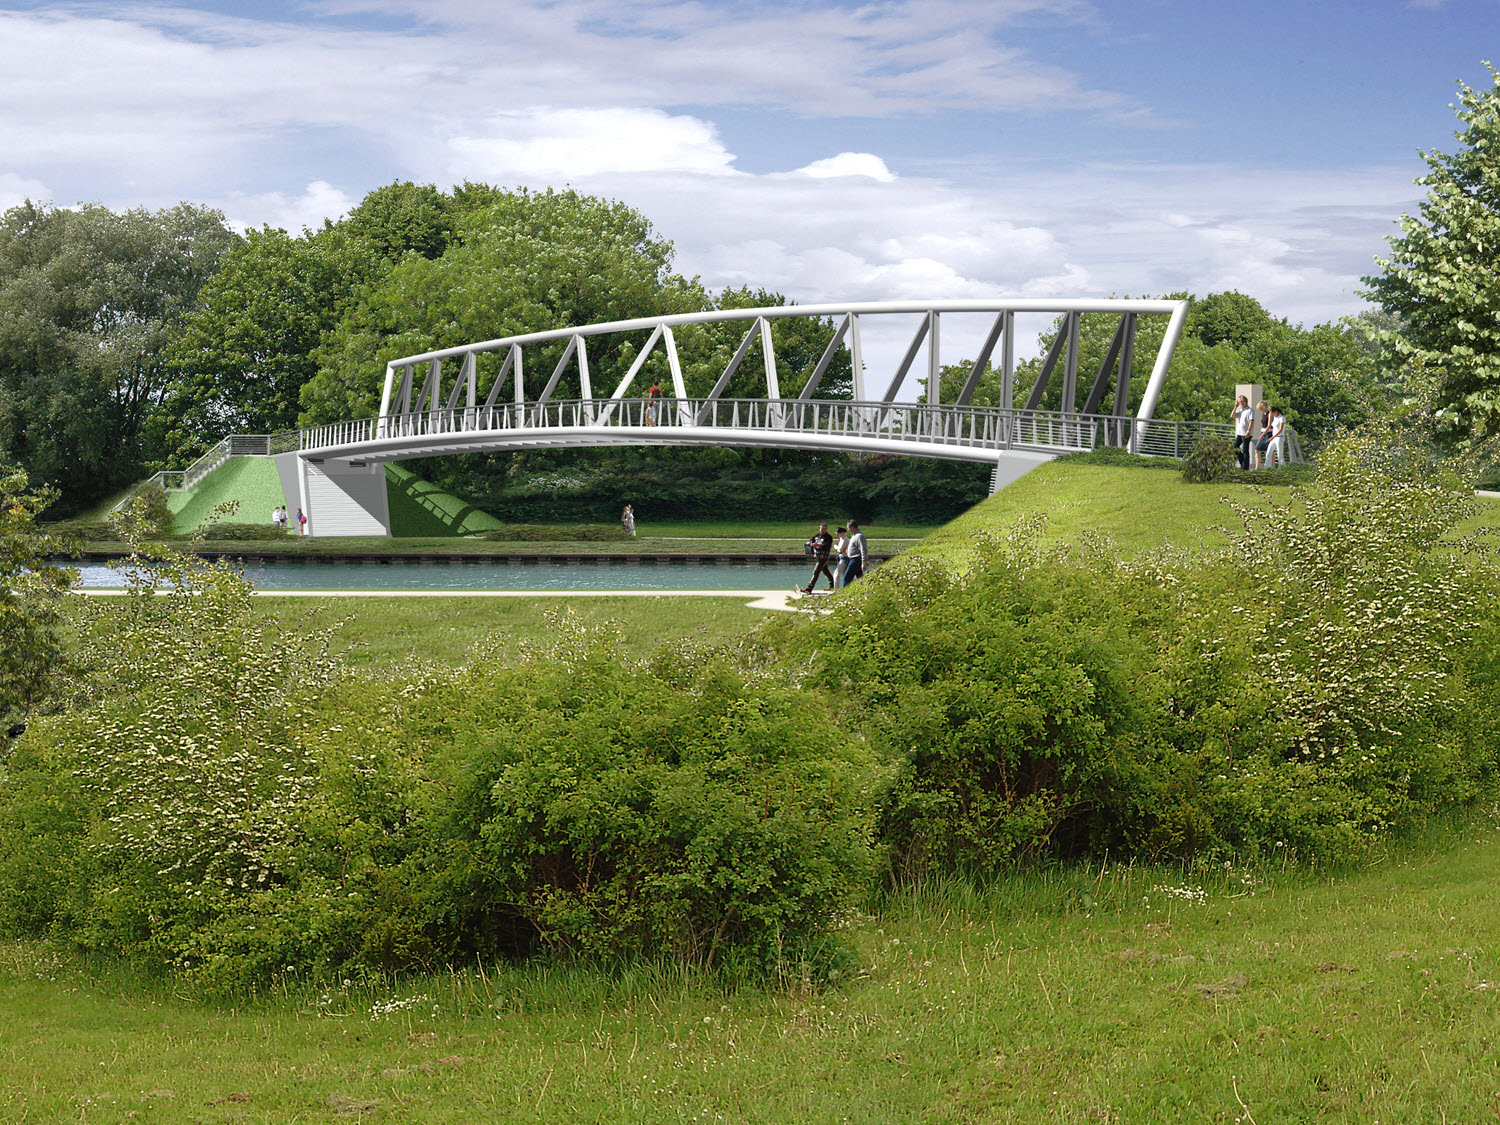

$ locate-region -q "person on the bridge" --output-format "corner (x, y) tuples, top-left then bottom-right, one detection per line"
(801, 523), (836, 594)
(842, 521), (868, 586)
(646, 382), (662, 426)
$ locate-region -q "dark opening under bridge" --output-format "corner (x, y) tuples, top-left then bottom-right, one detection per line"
(195, 299), (1237, 536)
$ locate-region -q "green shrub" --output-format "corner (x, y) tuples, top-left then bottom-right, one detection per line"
(196, 521), (292, 541)
(759, 424), (1500, 871)
(1180, 437), (1238, 483)
(109, 482), (174, 538)
(0, 537), (881, 990)
(1053, 447), (1183, 471)
(481, 523), (630, 542)
(45, 518), (119, 542)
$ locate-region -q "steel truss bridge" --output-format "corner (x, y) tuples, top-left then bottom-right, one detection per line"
(194, 298), (1235, 536)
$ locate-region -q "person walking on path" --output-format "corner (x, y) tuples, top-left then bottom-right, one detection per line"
(842, 521), (868, 586)
(1266, 407), (1288, 468)
(801, 523), (837, 593)
(831, 526), (850, 588)
(621, 504), (636, 536)
(1251, 400), (1271, 469)
(1232, 394), (1253, 471)
(296, 508), (307, 536)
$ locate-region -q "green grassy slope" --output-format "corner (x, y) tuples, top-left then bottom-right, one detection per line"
(168, 457), (287, 534)
(914, 461), (1500, 568)
(385, 463), (504, 537)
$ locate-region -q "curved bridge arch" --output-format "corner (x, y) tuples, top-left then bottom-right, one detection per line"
(289, 298), (1219, 536)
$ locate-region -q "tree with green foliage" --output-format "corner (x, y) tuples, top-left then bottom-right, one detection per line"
(0, 201), (233, 511)
(1186, 290), (1280, 349)
(156, 225), (374, 461)
(341, 179), (456, 262)
(301, 187), (692, 424)
(0, 466), (74, 740)
(1364, 65), (1500, 445)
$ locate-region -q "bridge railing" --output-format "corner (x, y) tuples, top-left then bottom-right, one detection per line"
(300, 398), (1236, 458)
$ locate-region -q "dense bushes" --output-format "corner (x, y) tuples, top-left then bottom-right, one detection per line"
(1180, 436), (1238, 482)
(1, 429), (1496, 993)
(760, 428), (1500, 871)
(0, 546), (880, 990)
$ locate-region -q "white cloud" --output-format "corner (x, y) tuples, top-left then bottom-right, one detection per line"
(449, 108), (736, 179)
(794, 153), (896, 183)
(215, 180), (360, 234)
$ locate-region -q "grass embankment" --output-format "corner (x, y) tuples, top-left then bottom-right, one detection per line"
(4, 813), (1498, 1123)
(253, 596), (773, 668)
(168, 457), (287, 532)
(921, 461), (1500, 565)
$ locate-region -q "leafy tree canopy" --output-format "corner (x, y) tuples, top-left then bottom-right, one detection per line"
(0, 201), (233, 512)
(1364, 64), (1500, 445)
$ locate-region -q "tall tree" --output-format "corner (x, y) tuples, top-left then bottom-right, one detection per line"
(301, 187), (693, 424)
(0, 202), (233, 512)
(157, 225), (373, 460)
(1364, 65), (1500, 444)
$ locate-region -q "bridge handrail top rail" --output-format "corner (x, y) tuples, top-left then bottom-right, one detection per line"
(385, 297), (1191, 368)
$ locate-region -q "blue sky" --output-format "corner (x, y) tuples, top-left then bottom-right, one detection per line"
(1, 0), (1495, 353)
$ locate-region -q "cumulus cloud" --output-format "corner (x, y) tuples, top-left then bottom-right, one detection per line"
(794, 153), (896, 182)
(214, 180), (360, 234)
(0, 0), (1429, 364)
(449, 108), (736, 179)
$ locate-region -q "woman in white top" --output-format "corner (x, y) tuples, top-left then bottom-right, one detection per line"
(831, 527), (849, 588)
(1266, 407), (1288, 468)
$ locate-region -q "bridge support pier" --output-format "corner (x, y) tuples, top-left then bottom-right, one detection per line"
(277, 453), (392, 537)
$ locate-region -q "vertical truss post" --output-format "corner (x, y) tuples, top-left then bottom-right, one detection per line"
(1060, 312), (1080, 417)
(849, 313), (866, 401)
(927, 310), (941, 409)
(1113, 314), (1137, 446)
(377, 363), (397, 436)
(394, 363), (415, 416)
(1132, 302), (1188, 452)
(758, 317), (780, 401)
(663, 325), (688, 425)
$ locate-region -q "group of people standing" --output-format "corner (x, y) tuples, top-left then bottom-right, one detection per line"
(270, 505), (307, 535)
(621, 504), (636, 536)
(1231, 396), (1289, 470)
(801, 521), (868, 594)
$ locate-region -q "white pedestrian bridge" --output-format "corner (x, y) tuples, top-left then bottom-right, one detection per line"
(170, 299), (1235, 536)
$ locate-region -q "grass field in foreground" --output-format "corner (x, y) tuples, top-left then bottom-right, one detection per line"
(249, 595), (774, 668)
(3, 812), (1497, 1123)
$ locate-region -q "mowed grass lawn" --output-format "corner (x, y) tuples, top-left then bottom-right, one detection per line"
(3, 814), (1498, 1123)
(250, 594), (776, 668)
